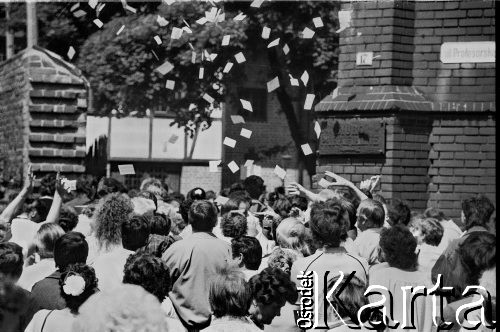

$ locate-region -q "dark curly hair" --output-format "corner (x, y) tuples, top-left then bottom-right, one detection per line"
(94, 193), (133, 250)
(290, 196), (308, 212)
(243, 175), (265, 200)
(309, 200), (348, 248)
(57, 206), (79, 232)
(59, 263), (98, 314)
(149, 213), (171, 236)
(97, 177), (127, 198)
(189, 200), (218, 232)
(121, 214), (150, 251)
(231, 236), (262, 270)
(0, 242), (23, 279)
(248, 267), (297, 306)
(272, 197), (292, 219)
(379, 225), (418, 271)
(387, 199), (411, 226)
(458, 232), (496, 286)
(179, 198), (194, 224)
(462, 195), (495, 230)
(221, 213), (248, 238)
(123, 253), (170, 301)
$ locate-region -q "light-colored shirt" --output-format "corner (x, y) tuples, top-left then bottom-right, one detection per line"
(438, 219), (463, 252)
(10, 217), (40, 255)
(24, 308), (75, 332)
(91, 245), (133, 291)
(162, 231), (231, 329)
(204, 316), (261, 332)
(352, 228), (382, 265)
(18, 259), (56, 292)
(417, 243), (442, 274)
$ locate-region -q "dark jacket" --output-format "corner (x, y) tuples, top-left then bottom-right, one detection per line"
(30, 271), (66, 310)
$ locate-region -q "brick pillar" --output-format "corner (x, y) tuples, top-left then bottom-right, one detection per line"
(315, 0), (495, 220)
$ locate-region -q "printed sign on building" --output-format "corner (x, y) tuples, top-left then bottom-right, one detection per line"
(440, 42), (495, 63)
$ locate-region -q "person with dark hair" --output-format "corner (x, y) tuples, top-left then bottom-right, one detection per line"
(370, 225), (437, 331)
(409, 217), (444, 272)
(205, 190), (216, 202)
(432, 195), (495, 297)
(18, 223), (65, 291)
(31, 232), (89, 310)
(248, 267), (298, 329)
(204, 267), (259, 332)
(0, 242), (40, 332)
(162, 200), (231, 330)
(272, 197), (292, 219)
(244, 175), (266, 214)
(96, 177), (127, 198)
(91, 193), (134, 291)
(64, 175), (95, 210)
(266, 248), (298, 275)
(57, 206), (79, 232)
(291, 200), (368, 326)
(187, 187), (206, 201)
(140, 177), (167, 201)
(230, 236), (262, 280)
(25, 263), (98, 331)
(352, 199), (385, 265)
(177, 198), (194, 238)
(423, 207), (462, 252)
(122, 214), (150, 251)
(123, 252), (185, 331)
(220, 211), (248, 241)
(386, 198), (411, 226)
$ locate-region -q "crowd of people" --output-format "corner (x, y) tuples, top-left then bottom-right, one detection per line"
(0, 170), (496, 332)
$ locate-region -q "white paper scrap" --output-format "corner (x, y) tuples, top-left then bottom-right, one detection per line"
(301, 70), (309, 86)
(228, 161), (240, 173)
(165, 80), (175, 90)
(203, 93), (215, 104)
(118, 164), (135, 175)
(250, 0), (265, 8)
(337, 10), (352, 33)
(125, 5), (136, 13)
(199, 67), (204, 79)
(304, 94), (315, 110)
(301, 143), (313, 155)
(267, 38), (280, 48)
(233, 12), (247, 21)
(209, 160), (221, 172)
(223, 137), (236, 148)
(234, 52), (246, 63)
(283, 44), (290, 55)
(116, 25), (125, 35)
(157, 15), (169, 26)
(67, 47), (76, 60)
(244, 159), (254, 167)
(262, 26), (271, 39)
(223, 62), (234, 73)
(154, 35), (162, 45)
(314, 121), (321, 139)
(222, 35), (231, 46)
(240, 128), (252, 138)
(302, 27), (315, 39)
(215, 196), (229, 205)
(171, 27), (183, 40)
(88, 0), (98, 9)
(168, 134), (179, 144)
(267, 77), (280, 92)
(240, 99), (253, 112)
(318, 178), (331, 188)
(231, 115), (245, 124)
(164, 0), (175, 5)
(155, 61), (174, 75)
(313, 17), (324, 28)
(93, 19), (103, 28)
(274, 165), (287, 179)
(73, 10), (86, 18)
(289, 74), (299, 86)
(196, 17), (208, 25)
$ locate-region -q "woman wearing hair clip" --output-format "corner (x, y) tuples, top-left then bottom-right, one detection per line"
(24, 263), (98, 332)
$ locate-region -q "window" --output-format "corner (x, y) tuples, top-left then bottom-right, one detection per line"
(237, 87), (267, 122)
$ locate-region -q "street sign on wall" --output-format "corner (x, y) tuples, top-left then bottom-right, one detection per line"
(319, 118), (385, 155)
(440, 42), (495, 63)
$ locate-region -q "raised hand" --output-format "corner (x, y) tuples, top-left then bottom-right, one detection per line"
(23, 164), (35, 191)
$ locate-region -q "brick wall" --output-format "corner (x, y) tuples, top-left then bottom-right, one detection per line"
(180, 166), (222, 194)
(0, 47), (88, 182)
(315, 0), (495, 221)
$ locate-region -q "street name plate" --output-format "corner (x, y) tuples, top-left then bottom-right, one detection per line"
(319, 118), (385, 155)
(440, 42), (495, 63)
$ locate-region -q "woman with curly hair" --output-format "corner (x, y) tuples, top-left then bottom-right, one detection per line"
(24, 263), (98, 332)
(90, 193), (134, 290)
(408, 217), (444, 272)
(369, 225), (437, 331)
(248, 267), (297, 330)
(275, 217), (312, 257)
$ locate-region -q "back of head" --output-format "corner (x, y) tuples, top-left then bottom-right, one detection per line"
(136, 191), (158, 210)
(387, 199), (411, 226)
(59, 263), (98, 314)
(54, 232), (88, 270)
(189, 200), (218, 232)
(276, 217), (311, 256)
(357, 199), (385, 229)
(57, 206), (79, 232)
(326, 275), (368, 325)
(97, 177), (127, 198)
(290, 195), (308, 212)
(209, 266), (251, 318)
(228, 182), (246, 195)
(462, 195), (495, 230)
(248, 267), (298, 306)
(310, 200), (348, 248)
(272, 197), (292, 219)
(267, 248), (298, 275)
(122, 214), (150, 251)
(140, 178), (167, 199)
(149, 213), (171, 236)
(372, 193), (387, 205)
(73, 284), (168, 332)
(380, 225), (418, 271)
(243, 175), (265, 200)
(33, 223), (65, 258)
(221, 212), (248, 238)
(131, 197), (156, 215)
(179, 198), (194, 224)
(409, 217), (443, 246)
(228, 191), (252, 211)
(95, 193), (133, 249)
(220, 198), (241, 216)
(423, 207), (447, 222)
(123, 253), (170, 302)
(231, 236), (262, 270)
(458, 232), (496, 284)
(188, 187), (206, 201)
(0, 242), (23, 280)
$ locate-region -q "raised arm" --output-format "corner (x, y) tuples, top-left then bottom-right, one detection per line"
(0, 166), (35, 223)
(287, 182), (324, 203)
(324, 171), (369, 201)
(44, 173), (68, 224)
